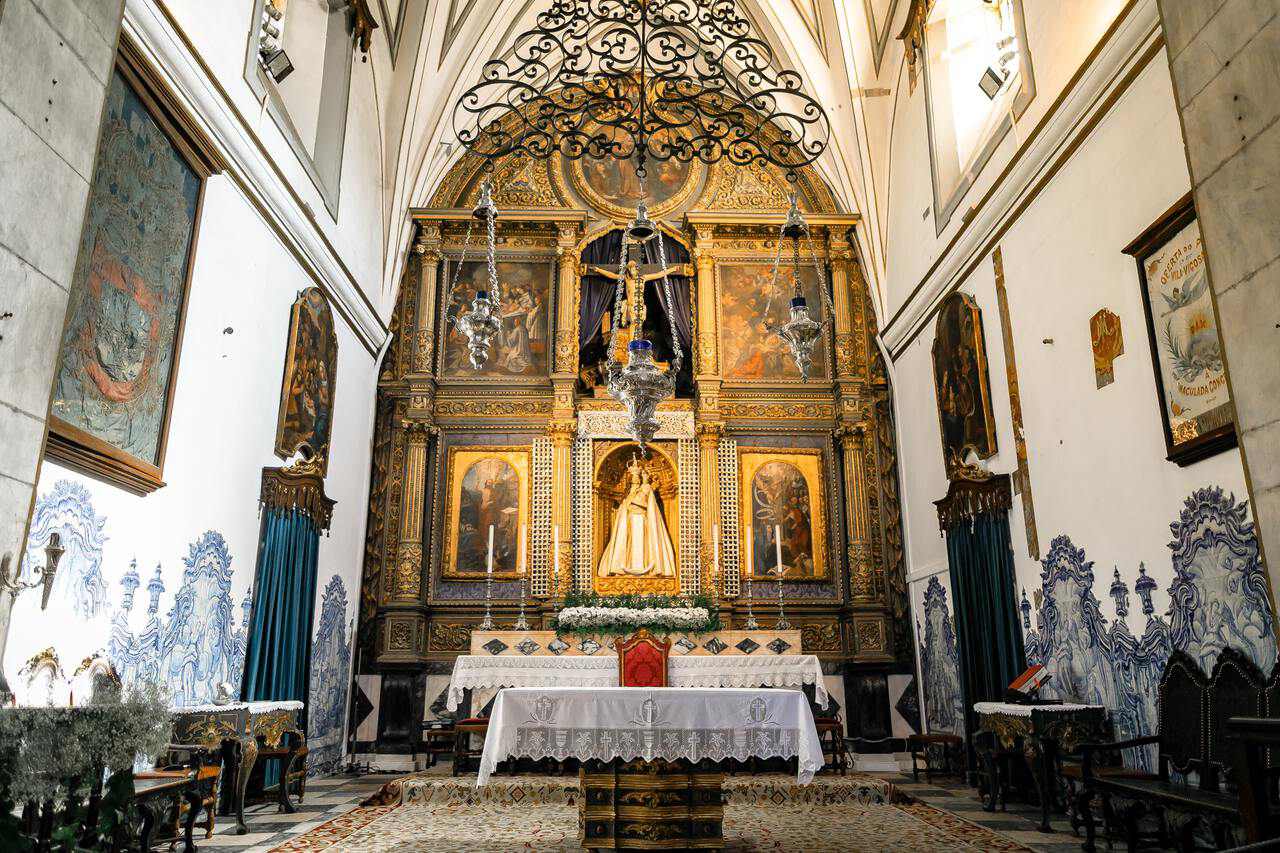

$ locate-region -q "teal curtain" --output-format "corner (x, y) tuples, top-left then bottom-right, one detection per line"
(242, 506), (320, 704)
(946, 512), (1026, 770)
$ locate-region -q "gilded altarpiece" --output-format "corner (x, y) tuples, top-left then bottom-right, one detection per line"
(357, 133), (914, 747)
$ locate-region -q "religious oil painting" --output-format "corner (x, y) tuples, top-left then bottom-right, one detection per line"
(443, 447), (531, 579)
(739, 448), (828, 581)
(49, 59), (214, 494)
(1125, 195), (1235, 465)
(440, 258), (552, 381)
(931, 292), (997, 473)
(568, 126), (701, 218)
(275, 287), (338, 473)
(719, 262), (828, 382)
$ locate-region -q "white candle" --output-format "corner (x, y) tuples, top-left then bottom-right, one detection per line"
(745, 534), (752, 582)
(774, 525), (784, 576)
(712, 523), (720, 578)
(553, 525), (561, 592)
(517, 524), (526, 575)
(486, 525), (495, 575)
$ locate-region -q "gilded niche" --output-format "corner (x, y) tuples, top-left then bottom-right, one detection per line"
(593, 442), (681, 596)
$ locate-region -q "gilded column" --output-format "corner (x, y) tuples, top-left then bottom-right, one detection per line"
(692, 225), (721, 416)
(696, 422), (724, 593)
(548, 419), (576, 597)
(827, 229), (861, 385)
(412, 224), (443, 377)
(837, 423), (875, 604)
(379, 419), (432, 664)
(553, 223), (581, 416)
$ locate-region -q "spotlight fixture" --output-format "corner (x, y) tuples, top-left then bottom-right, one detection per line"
(261, 48), (294, 83)
(979, 66), (1007, 99)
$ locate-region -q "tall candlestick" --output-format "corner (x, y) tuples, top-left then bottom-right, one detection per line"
(711, 523), (720, 604)
(553, 525), (561, 602)
(743, 533), (758, 630)
(486, 525), (495, 575)
(774, 524), (790, 629)
(774, 525), (783, 575)
(514, 524), (529, 631)
(479, 525), (495, 629)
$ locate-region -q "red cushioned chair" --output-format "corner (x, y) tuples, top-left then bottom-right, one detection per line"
(617, 629), (670, 688)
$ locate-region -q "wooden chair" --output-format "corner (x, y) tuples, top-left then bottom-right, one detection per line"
(814, 714), (848, 775)
(617, 629), (671, 688)
(908, 732), (964, 782)
(454, 718), (490, 777)
(135, 744), (222, 841)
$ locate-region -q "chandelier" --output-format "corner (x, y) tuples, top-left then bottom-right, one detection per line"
(449, 0), (833, 441)
(445, 180), (504, 370)
(763, 193), (833, 381)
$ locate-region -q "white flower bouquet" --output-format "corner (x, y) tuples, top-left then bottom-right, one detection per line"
(557, 605), (710, 632)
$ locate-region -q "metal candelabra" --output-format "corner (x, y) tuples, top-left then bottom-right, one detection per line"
(743, 573), (759, 631)
(774, 566), (791, 630)
(514, 573), (529, 631)
(479, 570), (494, 630)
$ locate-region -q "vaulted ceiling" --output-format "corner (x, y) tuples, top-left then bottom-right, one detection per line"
(377, 0), (900, 314)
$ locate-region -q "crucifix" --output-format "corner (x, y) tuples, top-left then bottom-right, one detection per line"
(584, 245), (691, 365)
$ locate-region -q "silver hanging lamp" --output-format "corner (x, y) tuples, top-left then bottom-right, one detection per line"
(604, 198), (683, 452)
(764, 193), (834, 381)
(447, 178), (504, 369)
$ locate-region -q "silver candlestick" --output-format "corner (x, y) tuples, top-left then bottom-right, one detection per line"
(514, 573), (529, 631)
(479, 570), (494, 630)
(743, 573), (759, 631)
(774, 565), (791, 630)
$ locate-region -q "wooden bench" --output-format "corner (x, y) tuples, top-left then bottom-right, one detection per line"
(1080, 648), (1276, 852)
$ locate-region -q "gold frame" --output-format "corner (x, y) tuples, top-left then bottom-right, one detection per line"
(738, 447), (829, 581)
(557, 131), (707, 220)
(274, 287), (338, 474)
(931, 291), (998, 474)
(442, 445), (532, 579)
(591, 440), (682, 596)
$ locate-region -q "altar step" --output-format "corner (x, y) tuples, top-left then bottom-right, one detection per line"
(374, 772), (906, 808)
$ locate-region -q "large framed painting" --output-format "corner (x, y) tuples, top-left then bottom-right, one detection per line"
(1124, 194), (1236, 465)
(438, 255), (553, 381)
(931, 292), (998, 474)
(738, 448), (829, 581)
(442, 446), (532, 579)
(275, 288), (338, 473)
(718, 261), (829, 382)
(564, 124), (705, 219)
(46, 39), (220, 495)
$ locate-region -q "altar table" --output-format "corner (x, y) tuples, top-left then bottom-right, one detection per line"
(447, 653), (829, 712)
(479, 687), (823, 849)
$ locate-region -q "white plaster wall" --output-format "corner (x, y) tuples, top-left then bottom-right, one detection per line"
(8, 173), (376, 763)
(894, 55), (1251, 646)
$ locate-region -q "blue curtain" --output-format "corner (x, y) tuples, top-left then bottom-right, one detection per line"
(946, 512), (1026, 772)
(242, 506), (320, 704)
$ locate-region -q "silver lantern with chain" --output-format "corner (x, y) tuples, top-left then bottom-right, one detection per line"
(764, 193), (834, 381)
(604, 201), (683, 452)
(447, 179), (503, 370)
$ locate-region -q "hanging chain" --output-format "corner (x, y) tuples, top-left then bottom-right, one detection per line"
(605, 234), (630, 369)
(761, 217), (788, 332)
(485, 186), (501, 308)
(443, 219), (475, 326)
(804, 225), (835, 333)
(654, 229), (683, 372)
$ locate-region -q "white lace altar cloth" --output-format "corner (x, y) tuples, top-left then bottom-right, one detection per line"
(477, 687), (824, 786)
(973, 701), (1103, 718)
(447, 654), (828, 711)
(171, 700), (304, 714)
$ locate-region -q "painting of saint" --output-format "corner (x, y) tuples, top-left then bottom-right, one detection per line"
(1125, 198), (1235, 464)
(719, 263), (827, 381)
(931, 292), (997, 471)
(579, 154), (691, 210)
(49, 62), (213, 492)
(441, 260), (551, 379)
(444, 448), (531, 578)
(276, 288), (338, 472)
(739, 449), (827, 580)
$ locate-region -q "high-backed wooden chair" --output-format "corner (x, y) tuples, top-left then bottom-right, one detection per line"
(617, 629), (670, 688)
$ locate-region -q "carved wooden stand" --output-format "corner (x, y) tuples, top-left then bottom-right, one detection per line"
(581, 759), (724, 850)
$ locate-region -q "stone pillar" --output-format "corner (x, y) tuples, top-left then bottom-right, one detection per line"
(1156, 2), (1280, 605)
(548, 419), (576, 597)
(696, 422), (724, 593)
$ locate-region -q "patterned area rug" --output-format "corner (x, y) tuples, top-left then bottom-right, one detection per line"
(383, 772), (902, 807)
(271, 798), (1035, 852)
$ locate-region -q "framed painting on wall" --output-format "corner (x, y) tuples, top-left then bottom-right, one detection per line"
(1123, 194), (1236, 466)
(718, 261), (829, 382)
(442, 446), (532, 579)
(438, 256), (553, 381)
(738, 448), (829, 581)
(275, 288), (339, 474)
(931, 292), (998, 474)
(46, 38), (221, 495)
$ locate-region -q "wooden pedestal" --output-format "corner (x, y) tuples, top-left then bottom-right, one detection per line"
(580, 759), (724, 850)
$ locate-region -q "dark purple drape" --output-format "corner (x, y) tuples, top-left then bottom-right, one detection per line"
(642, 233), (692, 362)
(579, 231), (623, 351)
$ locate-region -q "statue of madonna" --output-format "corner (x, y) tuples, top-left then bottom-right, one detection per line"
(598, 457), (677, 578)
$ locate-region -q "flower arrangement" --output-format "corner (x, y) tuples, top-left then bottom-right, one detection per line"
(551, 591), (720, 638)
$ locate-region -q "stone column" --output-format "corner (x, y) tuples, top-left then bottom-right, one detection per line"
(837, 424), (875, 604)
(548, 419), (577, 598)
(1157, 2), (1280, 605)
(696, 422), (724, 594)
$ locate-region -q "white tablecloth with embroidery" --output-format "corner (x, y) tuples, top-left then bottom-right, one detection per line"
(476, 686), (824, 785)
(973, 701), (1103, 718)
(447, 654), (828, 711)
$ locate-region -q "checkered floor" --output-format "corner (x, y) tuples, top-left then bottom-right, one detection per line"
(889, 772), (1086, 853)
(197, 774), (400, 852)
